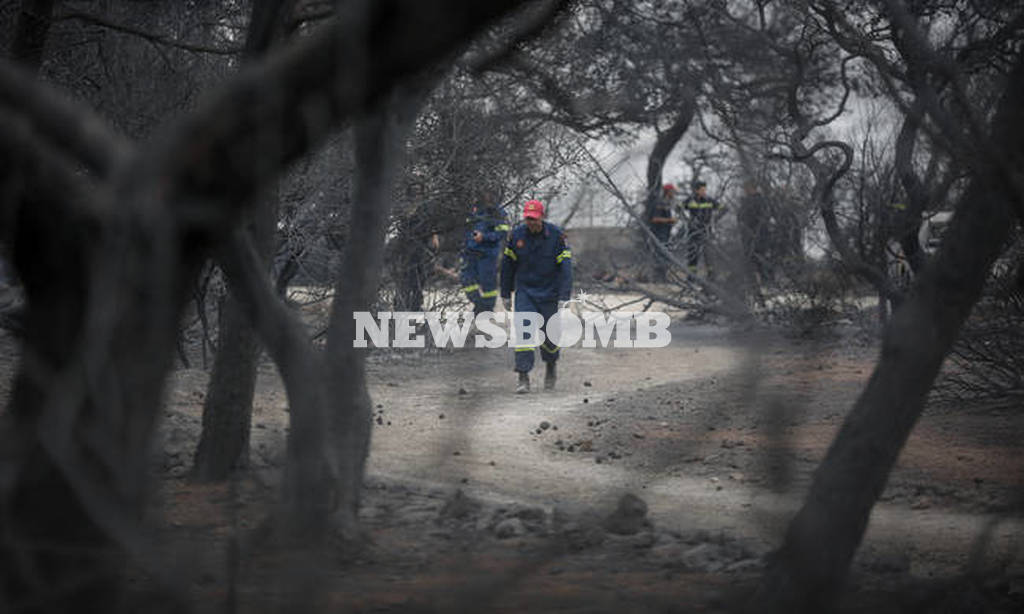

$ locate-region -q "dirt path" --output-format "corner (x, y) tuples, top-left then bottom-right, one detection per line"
(140, 316), (1024, 611)
(347, 323), (1023, 576)
(158, 319), (1020, 588)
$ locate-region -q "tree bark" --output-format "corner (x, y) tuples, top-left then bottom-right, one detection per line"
(0, 2), (552, 605)
(193, 0), (294, 480)
(9, 0), (55, 71)
(192, 289), (261, 477)
(642, 99), (696, 224)
(749, 55), (1024, 613)
(324, 86), (428, 529)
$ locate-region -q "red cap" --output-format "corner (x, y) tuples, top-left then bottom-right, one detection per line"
(663, 183), (677, 194)
(523, 199), (545, 219)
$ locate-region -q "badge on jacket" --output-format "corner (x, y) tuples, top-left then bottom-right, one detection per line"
(516, 239), (525, 249)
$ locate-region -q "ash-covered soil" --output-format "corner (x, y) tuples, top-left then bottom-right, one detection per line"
(144, 319), (1024, 612)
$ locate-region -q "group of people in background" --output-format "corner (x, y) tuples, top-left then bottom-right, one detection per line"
(439, 177), (775, 393)
(649, 179), (725, 281)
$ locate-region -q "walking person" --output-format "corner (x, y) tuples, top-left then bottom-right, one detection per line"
(500, 199), (573, 393)
(460, 202), (508, 315)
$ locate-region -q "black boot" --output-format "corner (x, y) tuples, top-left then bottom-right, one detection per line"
(516, 371), (530, 394)
(544, 362), (557, 390)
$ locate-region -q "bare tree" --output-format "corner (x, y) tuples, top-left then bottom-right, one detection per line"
(0, 1), (550, 608)
(749, 1), (1024, 610)
(193, 0), (296, 482)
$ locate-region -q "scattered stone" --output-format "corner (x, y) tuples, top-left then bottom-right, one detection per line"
(583, 398), (589, 404)
(680, 543), (732, 572)
(452, 451), (461, 456)
(583, 381), (592, 387)
(676, 529), (713, 544)
(633, 432), (645, 439)
(494, 517), (526, 539)
(439, 413), (445, 420)
(579, 440), (593, 452)
(436, 487), (475, 519)
(560, 520), (606, 551)
(604, 493), (649, 536)
(539, 421), (551, 431)
(458, 387), (468, 395)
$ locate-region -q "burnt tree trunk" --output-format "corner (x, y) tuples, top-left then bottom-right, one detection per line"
(193, 0), (293, 480)
(193, 288), (262, 476)
(749, 56), (1024, 614)
(9, 0), (55, 71)
(324, 87), (428, 529)
(642, 99), (696, 225)
(0, 1), (558, 606)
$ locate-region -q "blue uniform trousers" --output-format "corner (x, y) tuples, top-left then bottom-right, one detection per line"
(461, 253), (499, 314)
(513, 291), (560, 373)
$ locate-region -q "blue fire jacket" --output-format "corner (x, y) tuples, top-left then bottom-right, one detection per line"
(500, 221), (573, 303)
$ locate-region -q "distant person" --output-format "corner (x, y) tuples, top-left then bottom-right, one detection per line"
(737, 180), (770, 284)
(649, 183), (679, 281)
(500, 199), (573, 394)
(459, 203), (508, 315)
(683, 180), (724, 276)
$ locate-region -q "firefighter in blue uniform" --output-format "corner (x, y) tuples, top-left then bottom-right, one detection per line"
(684, 180), (725, 276)
(500, 199), (573, 393)
(460, 203), (509, 314)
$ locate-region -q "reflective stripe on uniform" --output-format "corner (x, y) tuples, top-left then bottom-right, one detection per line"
(494, 224), (510, 231)
(540, 343), (560, 354)
(686, 201), (715, 209)
(503, 247), (517, 260)
(479, 289), (498, 298)
(556, 249), (572, 264)
(514, 346), (536, 352)
(462, 284), (480, 293)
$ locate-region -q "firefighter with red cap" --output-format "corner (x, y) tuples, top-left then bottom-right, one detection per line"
(501, 199), (573, 393)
